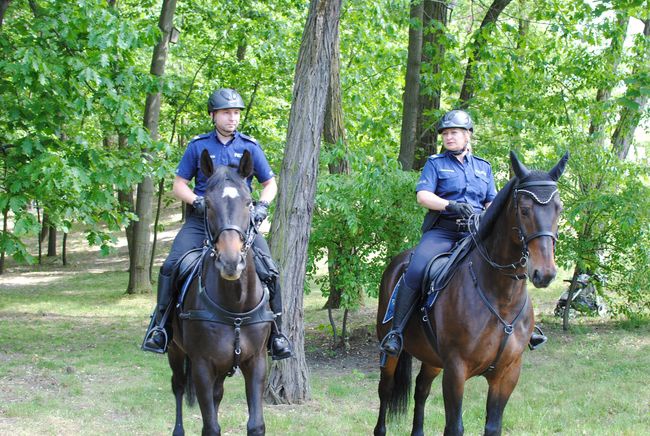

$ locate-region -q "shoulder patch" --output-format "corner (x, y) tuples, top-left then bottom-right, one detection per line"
(428, 153), (444, 160)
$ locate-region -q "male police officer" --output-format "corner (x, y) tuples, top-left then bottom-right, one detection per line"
(143, 88), (292, 360)
(380, 109), (546, 357)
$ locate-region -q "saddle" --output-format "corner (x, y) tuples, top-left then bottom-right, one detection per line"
(422, 234), (474, 304)
(382, 235), (475, 324)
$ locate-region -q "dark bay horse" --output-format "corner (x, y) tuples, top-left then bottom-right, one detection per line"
(167, 149), (274, 436)
(375, 151), (569, 436)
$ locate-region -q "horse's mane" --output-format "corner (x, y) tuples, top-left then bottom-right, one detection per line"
(477, 170), (553, 241)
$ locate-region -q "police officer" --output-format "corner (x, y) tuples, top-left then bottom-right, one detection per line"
(143, 88), (292, 360)
(380, 110), (548, 357)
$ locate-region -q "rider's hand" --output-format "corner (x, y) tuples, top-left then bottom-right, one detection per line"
(445, 200), (474, 218)
(252, 201), (270, 224)
(192, 196), (205, 215)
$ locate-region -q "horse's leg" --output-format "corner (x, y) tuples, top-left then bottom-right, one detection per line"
(484, 360), (522, 436)
(241, 353), (267, 436)
(412, 363), (441, 436)
(373, 356), (398, 436)
(441, 361), (467, 436)
(192, 362), (220, 436)
(168, 343), (186, 436)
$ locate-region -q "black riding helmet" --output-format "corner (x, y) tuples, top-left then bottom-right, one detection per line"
(207, 88), (245, 113)
(437, 109), (474, 133)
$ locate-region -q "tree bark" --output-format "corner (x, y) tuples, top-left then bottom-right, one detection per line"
(415, 0), (448, 168)
(127, 0), (177, 294)
(397, 0), (424, 171)
(458, 0), (512, 107)
(323, 13), (350, 314)
(266, 0), (341, 404)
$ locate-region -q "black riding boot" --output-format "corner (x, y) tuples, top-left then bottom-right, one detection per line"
(142, 272), (174, 354)
(528, 325), (547, 350)
(380, 277), (419, 357)
(267, 278), (293, 360)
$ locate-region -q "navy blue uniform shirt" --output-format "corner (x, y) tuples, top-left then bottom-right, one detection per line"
(175, 130), (274, 195)
(416, 150), (497, 216)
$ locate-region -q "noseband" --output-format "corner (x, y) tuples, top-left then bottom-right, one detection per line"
(470, 179), (559, 279)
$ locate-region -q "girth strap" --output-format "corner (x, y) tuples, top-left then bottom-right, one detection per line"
(179, 287), (275, 377)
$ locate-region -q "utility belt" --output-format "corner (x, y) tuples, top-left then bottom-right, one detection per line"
(435, 216), (469, 232)
(421, 210), (468, 233)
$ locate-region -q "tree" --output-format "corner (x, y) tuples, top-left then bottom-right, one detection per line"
(458, 0), (512, 107)
(397, 0), (423, 171)
(126, 0), (177, 294)
(266, 0), (342, 404)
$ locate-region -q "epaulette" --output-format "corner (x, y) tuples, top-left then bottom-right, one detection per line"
(238, 132), (259, 145)
(189, 132), (211, 143)
(428, 153), (445, 160)
(472, 155), (492, 167)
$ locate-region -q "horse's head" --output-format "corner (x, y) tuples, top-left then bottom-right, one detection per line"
(510, 151), (569, 288)
(200, 149), (254, 280)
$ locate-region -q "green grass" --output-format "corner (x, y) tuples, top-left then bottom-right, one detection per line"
(1, 247), (649, 434)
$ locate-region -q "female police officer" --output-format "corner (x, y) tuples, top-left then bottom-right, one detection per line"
(380, 109), (546, 357)
(142, 88), (292, 360)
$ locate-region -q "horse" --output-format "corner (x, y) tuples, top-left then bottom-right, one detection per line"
(167, 149), (274, 436)
(374, 151), (569, 436)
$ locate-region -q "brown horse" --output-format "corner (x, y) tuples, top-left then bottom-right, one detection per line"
(374, 151), (569, 436)
(167, 149), (274, 436)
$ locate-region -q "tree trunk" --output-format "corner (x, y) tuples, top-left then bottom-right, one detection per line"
(323, 12), (350, 313)
(414, 0), (448, 167)
(611, 19), (649, 160)
(589, 13), (628, 149)
(266, 0), (341, 405)
(397, 0), (423, 171)
(458, 0), (512, 107)
(0, 0), (11, 28)
(127, 0), (177, 294)
(47, 224), (56, 257)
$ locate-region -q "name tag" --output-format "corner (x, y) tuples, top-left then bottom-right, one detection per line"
(475, 169), (487, 177)
(439, 168), (455, 173)
(234, 152), (243, 158)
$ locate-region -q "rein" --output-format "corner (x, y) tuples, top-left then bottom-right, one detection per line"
(468, 261), (529, 374)
(469, 179), (559, 280)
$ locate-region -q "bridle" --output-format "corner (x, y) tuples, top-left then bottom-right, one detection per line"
(203, 201), (257, 259)
(469, 179), (559, 279)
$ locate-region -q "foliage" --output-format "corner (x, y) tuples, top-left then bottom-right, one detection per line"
(307, 149), (421, 308)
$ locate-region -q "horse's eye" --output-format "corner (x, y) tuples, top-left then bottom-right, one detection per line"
(521, 207), (531, 217)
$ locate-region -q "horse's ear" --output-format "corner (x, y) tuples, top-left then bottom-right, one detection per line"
(238, 150), (254, 179)
(510, 150), (530, 179)
(200, 149), (214, 178)
(548, 151), (569, 181)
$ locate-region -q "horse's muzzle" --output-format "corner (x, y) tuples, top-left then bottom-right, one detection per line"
(215, 252), (246, 281)
(529, 266), (556, 288)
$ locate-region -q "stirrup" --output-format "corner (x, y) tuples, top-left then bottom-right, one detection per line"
(270, 333), (293, 361)
(528, 325), (547, 351)
(141, 316), (169, 354)
(379, 330), (403, 357)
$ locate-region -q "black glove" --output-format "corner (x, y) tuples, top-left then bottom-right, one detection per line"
(253, 200), (270, 224)
(192, 196), (205, 215)
(445, 200), (474, 218)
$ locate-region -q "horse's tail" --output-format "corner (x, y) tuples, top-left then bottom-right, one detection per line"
(184, 356), (196, 407)
(387, 351), (412, 420)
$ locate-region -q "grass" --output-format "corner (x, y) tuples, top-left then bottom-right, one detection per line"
(1, 228), (649, 434)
